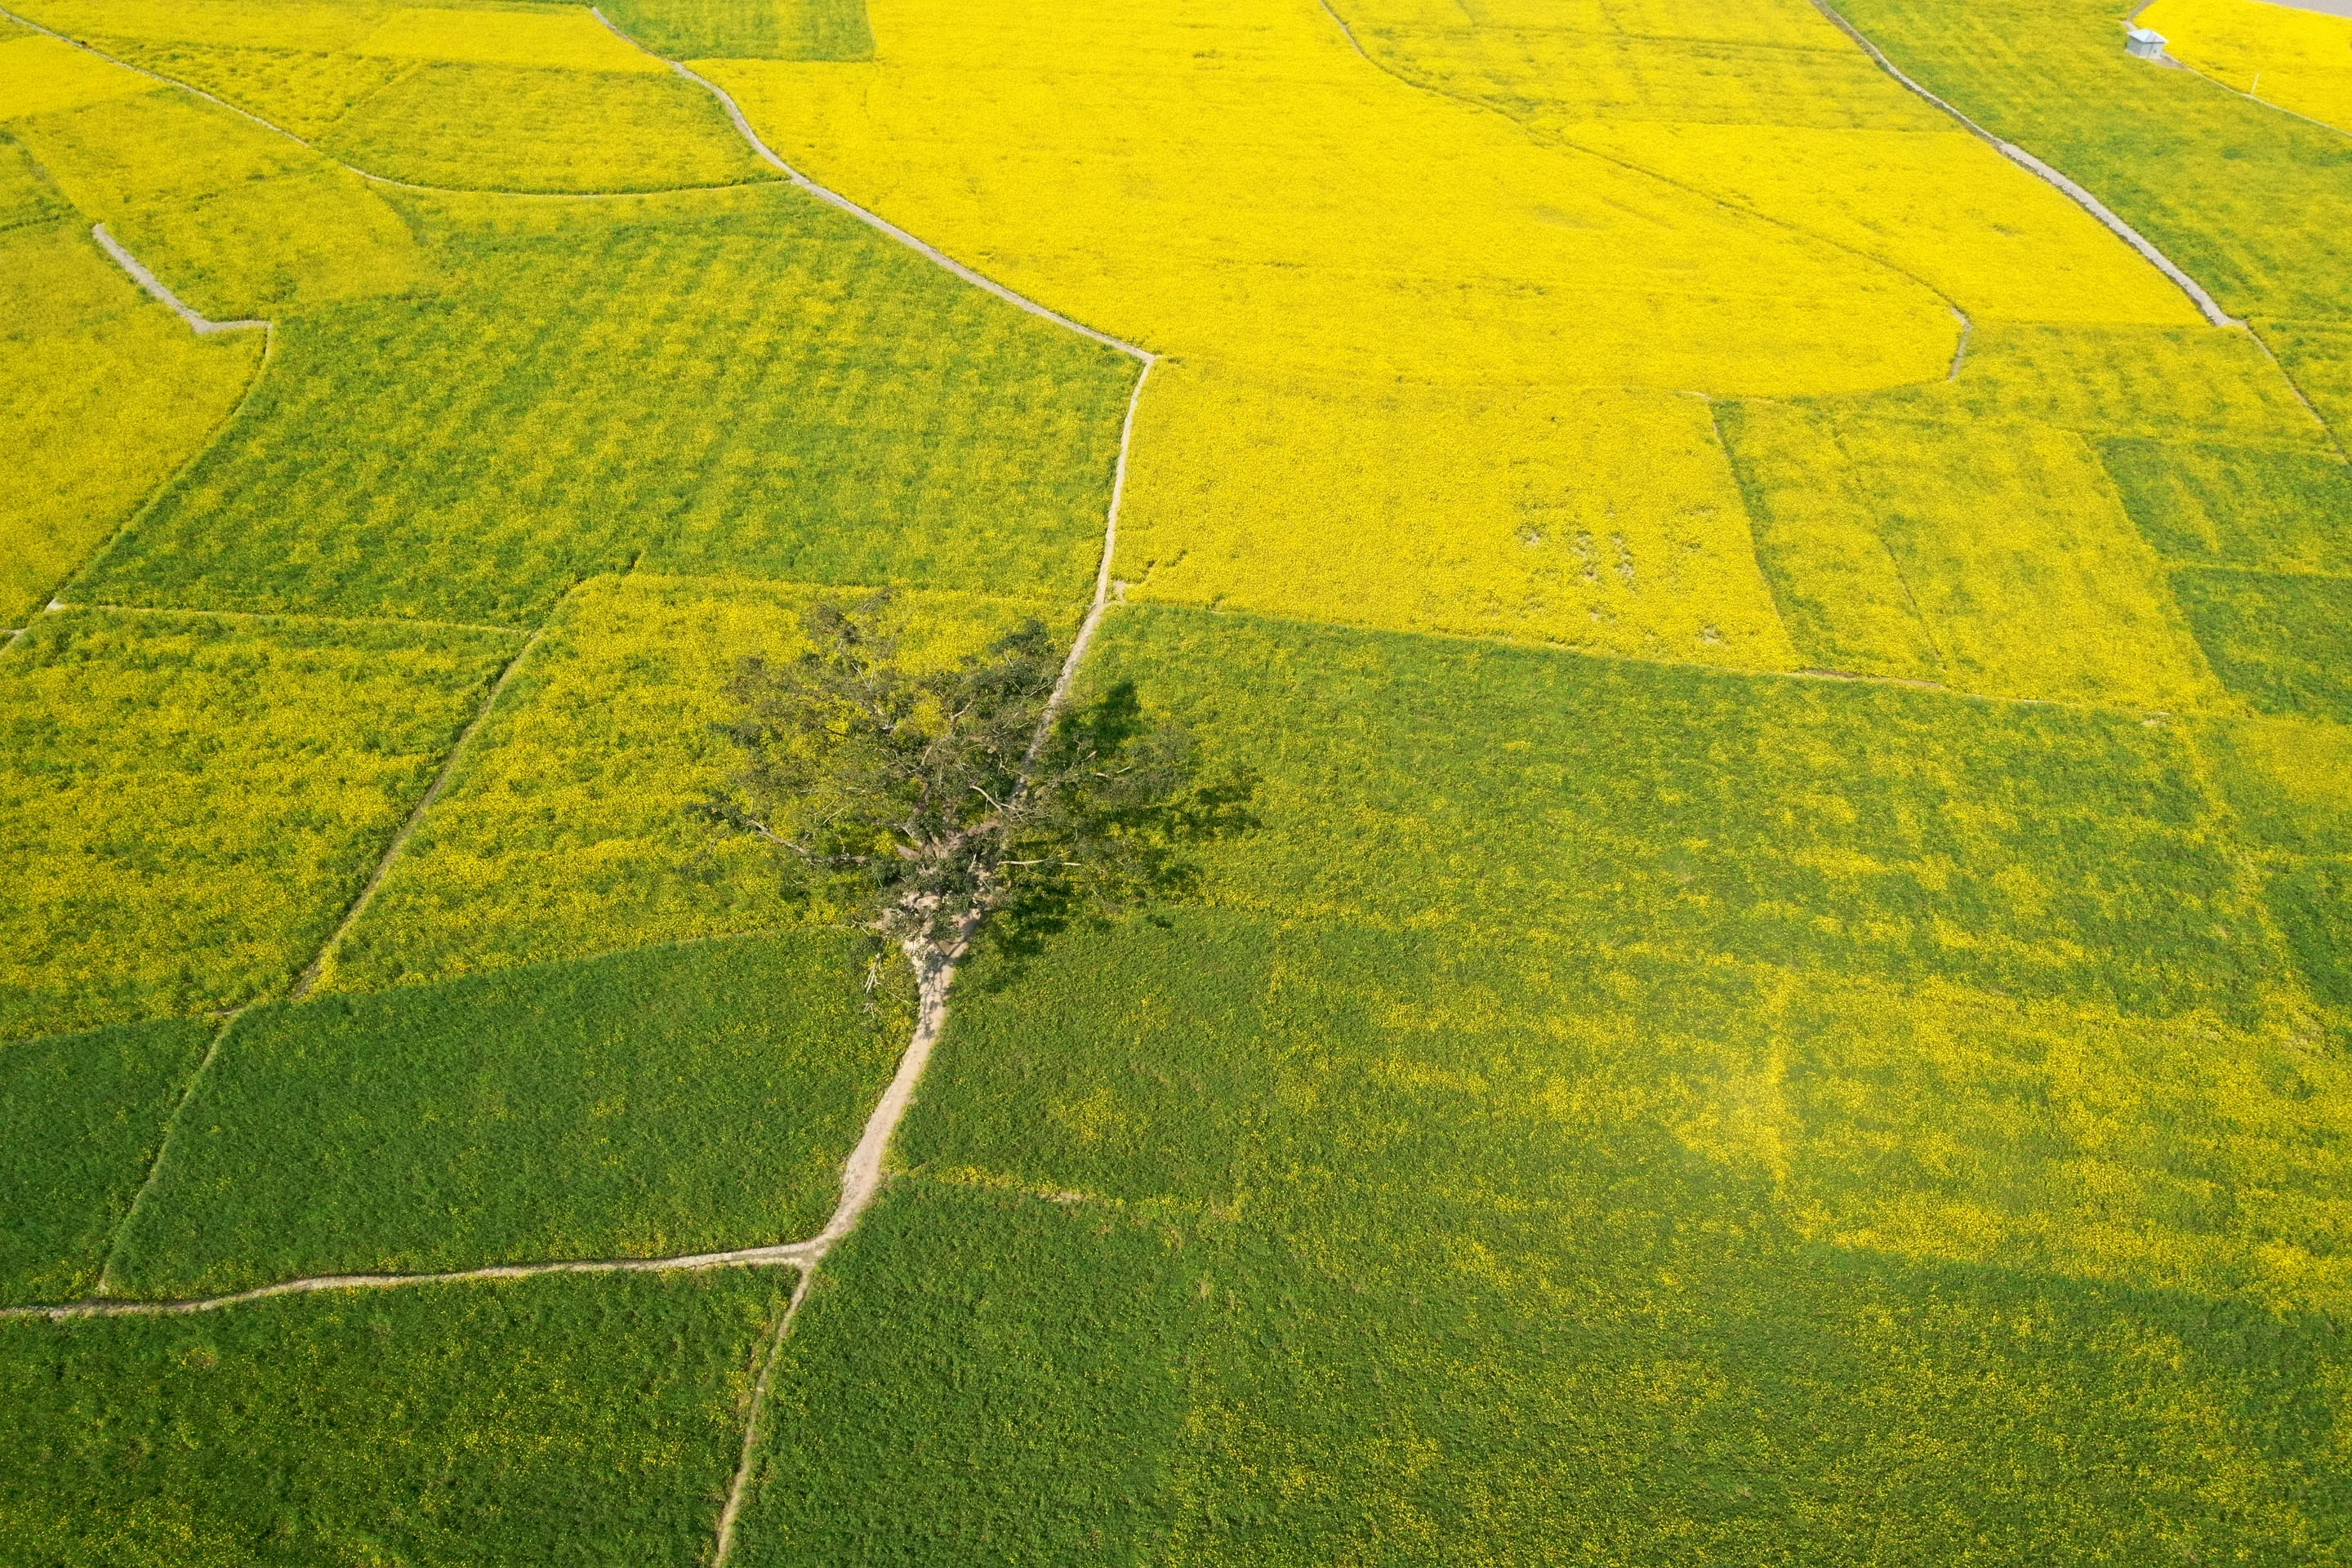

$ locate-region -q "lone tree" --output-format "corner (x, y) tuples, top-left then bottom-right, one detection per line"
(693, 591), (1246, 1006)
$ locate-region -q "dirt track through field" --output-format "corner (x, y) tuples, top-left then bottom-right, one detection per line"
(7, 14), (1158, 1550)
(1795, 0), (2239, 327)
(90, 224), (268, 333)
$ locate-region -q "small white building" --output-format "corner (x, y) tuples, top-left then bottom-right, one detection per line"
(2126, 25), (2169, 59)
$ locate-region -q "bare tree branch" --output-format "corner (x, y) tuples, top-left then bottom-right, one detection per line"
(689, 594), (1257, 973)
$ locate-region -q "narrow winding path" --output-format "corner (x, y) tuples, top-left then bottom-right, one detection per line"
(7, 12), (1159, 1552)
(90, 225), (268, 333)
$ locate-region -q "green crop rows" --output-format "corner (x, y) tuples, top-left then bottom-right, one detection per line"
(0, 1018), (212, 1306)
(0, 1271), (786, 1561)
(106, 934), (901, 1299)
(82, 185), (1134, 626)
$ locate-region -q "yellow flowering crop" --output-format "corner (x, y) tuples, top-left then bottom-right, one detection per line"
(16, 0), (773, 194)
(354, 7), (668, 73)
(0, 609), (519, 1039)
(2261, 318), (2352, 439)
(2200, 711), (2352, 853)
(697, 0), (2268, 668)
(16, 0), (385, 54)
(1826, 412), (2226, 711)
(0, 220), (263, 627)
(320, 63), (772, 193)
(1713, 400), (1944, 680)
(699, 0), (1997, 666)
(1722, 314), (2334, 706)
(1561, 122), (2200, 327)
(2141, 0), (2352, 132)
(1121, 368), (1799, 666)
(1347, 0), (2201, 326)
(95, 41), (411, 140)
(6, 47), (424, 317)
(0, 33), (155, 117)
(20, 0), (660, 71)
(320, 574), (1063, 995)
(705, 0), (1956, 397)
(1676, 966), (2352, 1317)
(1890, 321), (2336, 443)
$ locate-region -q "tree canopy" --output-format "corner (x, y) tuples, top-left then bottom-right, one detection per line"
(694, 592), (1250, 970)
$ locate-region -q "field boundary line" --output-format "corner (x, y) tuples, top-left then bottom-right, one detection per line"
(91, 1009), (245, 1297)
(90, 224), (267, 333)
(0, 5), (777, 200)
(1312, 0), (1981, 357)
(289, 620), (550, 1001)
(8, 266), (278, 656)
(0, 236), (1160, 1320)
(712, 1261), (815, 1561)
(589, 7), (1152, 365)
(2243, 321), (2352, 461)
(4, 1245), (822, 1322)
(696, 357), (1150, 1560)
(1804, 0), (2238, 327)
(48, 600), (527, 638)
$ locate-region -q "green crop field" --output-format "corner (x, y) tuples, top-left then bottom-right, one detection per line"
(80, 185), (1134, 626)
(0, 1018), (212, 1305)
(0, 608), (520, 1039)
(0, 1270), (786, 1561)
(316, 574), (1067, 991)
(106, 933), (900, 1298)
(1, 0), (2346, 1555)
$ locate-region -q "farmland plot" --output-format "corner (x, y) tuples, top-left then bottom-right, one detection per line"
(2138, 0), (2352, 134)
(107, 934), (899, 1298)
(80, 186), (1136, 626)
(13, 0), (773, 193)
(0, 609), (519, 1039)
(2, 34), (425, 318)
(740, 910), (2350, 1560)
(704, 0), (1973, 664)
(600, 0), (875, 60)
(0, 1271), (786, 1562)
(1829, 0), (2352, 331)
(729, 605), (2347, 1552)
(0, 0), (2346, 1548)
(0, 216), (262, 627)
(0, 1018), (212, 1306)
(1720, 323), (2343, 702)
(1079, 607), (2282, 1023)
(697, 0), (2281, 678)
(318, 574), (1065, 992)
(1333, 0), (2202, 328)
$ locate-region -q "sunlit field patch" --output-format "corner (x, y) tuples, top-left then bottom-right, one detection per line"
(109, 934), (898, 1298)
(0, 1272), (785, 1560)
(0, 609), (519, 1039)
(0, 220), (263, 626)
(3, 56), (424, 318)
(603, 0), (875, 58)
(16, 0), (772, 194)
(1120, 372), (1798, 667)
(2140, 0), (2352, 132)
(319, 574), (1061, 992)
(1831, 0), (2352, 329)
(316, 60), (769, 191)
(80, 185), (1135, 625)
(702, 0), (1990, 656)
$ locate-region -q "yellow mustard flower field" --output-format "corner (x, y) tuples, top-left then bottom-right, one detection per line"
(0, 0), (2347, 1557)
